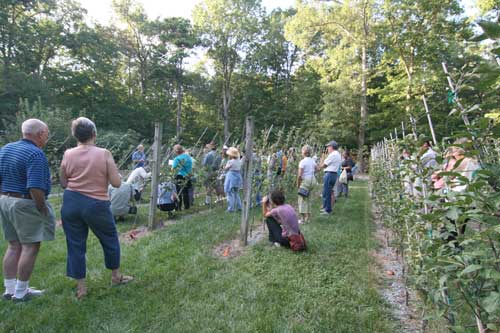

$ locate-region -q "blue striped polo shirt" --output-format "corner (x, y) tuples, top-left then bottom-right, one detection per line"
(0, 139), (51, 196)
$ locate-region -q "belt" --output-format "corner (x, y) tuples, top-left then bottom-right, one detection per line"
(0, 192), (32, 199)
(325, 171), (338, 174)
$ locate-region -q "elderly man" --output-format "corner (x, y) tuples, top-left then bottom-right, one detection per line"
(320, 140), (342, 215)
(131, 144), (146, 169)
(172, 144), (193, 210)
(0, 119), (55, 301)
(202, 142), (219, 205)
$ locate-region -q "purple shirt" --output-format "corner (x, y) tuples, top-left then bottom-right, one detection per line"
(270, 204), (300, 237)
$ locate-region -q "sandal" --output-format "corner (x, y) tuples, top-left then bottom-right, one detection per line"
(111, 274), (134, 286)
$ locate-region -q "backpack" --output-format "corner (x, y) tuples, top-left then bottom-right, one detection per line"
(288, 233), (307, 252)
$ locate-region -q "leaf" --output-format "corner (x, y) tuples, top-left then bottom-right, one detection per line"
(446, 207), (460, 221)
(482, 292), (500, 314)
(449, 108), (458, 116)
(478, 20), (500, 39)
(460, 264), (482, 275)
(465, 104), (480, 114)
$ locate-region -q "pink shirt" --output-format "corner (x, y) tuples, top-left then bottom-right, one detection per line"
(270, 204), (300, 237)
(61, 145), (120, 200)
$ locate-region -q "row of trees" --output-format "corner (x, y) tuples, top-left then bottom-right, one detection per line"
(0, 0), (499, 167)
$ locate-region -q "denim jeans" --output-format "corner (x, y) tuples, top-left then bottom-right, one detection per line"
(227, 187), (242, 212)
(322, 172), (338, 213)
(265, 217), (290, 247)
(61, 190), (120, 279)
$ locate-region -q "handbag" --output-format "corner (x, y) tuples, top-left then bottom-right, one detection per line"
(339, 169), (348, 184)
(288, 233), (307, 251)
(297, 187), (310, 197)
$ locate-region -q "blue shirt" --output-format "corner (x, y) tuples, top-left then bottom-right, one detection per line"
(158, 182), (177, 205)
(132, 151), (146, 169)
(0, 139), (51, 196)
(202, 150), (218, 171)
(172, 153), (192, 177)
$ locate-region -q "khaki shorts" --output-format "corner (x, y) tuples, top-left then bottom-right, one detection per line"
(0, 196), (56, 243)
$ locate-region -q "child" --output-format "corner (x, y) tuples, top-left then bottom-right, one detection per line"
(262, 189), (306, 250)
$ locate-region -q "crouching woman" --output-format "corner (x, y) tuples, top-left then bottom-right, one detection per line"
(262, 189), (306, 251)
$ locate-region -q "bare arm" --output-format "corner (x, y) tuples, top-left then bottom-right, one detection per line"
(60, 165), (68, 189)
(29, 188), (48, 216)
(297, 167), (304, 188)
(106, 150), (122, 188)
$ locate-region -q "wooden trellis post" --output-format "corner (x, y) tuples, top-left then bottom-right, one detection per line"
(148, 122), (162, 230)
(422, 95), (438, 147)
(240, 116), (254, 245)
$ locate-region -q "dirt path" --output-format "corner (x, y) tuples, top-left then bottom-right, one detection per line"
(372, 204), (423, 333)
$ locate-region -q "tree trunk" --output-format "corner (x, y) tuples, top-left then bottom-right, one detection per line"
(357, 44), (368, 172)
(176, 81), (182, 140)
(176, 60), (183, 140)
(223, 78), (231, 142)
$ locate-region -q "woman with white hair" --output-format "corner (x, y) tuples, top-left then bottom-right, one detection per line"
(224, 147), (242, 212)
(297, 145), (319, 223)
(60, 117), (133, 299)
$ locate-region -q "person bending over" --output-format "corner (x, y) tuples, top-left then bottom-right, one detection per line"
(262, 189), (304, 250)
(108, 182), (137, 221)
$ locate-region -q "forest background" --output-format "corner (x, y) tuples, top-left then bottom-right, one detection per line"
(0, 0), (499, 169)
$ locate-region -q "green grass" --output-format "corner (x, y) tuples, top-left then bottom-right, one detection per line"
(0, 181), (396, 332)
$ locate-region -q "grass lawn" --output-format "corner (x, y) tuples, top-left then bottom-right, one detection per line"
(0, 181), (396, 332)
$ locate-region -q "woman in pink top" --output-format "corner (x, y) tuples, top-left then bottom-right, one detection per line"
(60, 117), (133, 299)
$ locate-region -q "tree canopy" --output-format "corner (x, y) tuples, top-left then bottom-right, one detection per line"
(0, 0), (498, 154)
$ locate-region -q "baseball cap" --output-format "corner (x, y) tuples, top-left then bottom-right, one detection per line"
(326, 140), (338, 149)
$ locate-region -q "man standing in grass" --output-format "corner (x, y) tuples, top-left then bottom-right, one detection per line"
(320, 141), (341, 215)
(202, 142), (218, 205)
(0, 119), (55, 302)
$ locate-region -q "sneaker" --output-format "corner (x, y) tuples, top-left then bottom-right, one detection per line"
(12, 288), (44, 302)
(2, 293), (13, 301)
(298, 219), (304, 225)
(320, 211), (331, 215)
(320, 208), (325, 212)
(273, 242), (281, 248)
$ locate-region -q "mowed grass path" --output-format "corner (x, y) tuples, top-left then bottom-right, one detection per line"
(0, 181), (395, 332)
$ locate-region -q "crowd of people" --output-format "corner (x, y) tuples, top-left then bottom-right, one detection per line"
(400, 139), (481, 246)
(0, 117), (359, 301)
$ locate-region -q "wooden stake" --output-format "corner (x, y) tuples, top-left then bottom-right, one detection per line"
(240, 116), (254, 245)
(148, 122), (162, 230)
(422, 95), (438, 146)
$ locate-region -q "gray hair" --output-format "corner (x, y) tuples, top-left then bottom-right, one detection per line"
(71, 117), (97, 143)
(21, 119), (47, 135)
(301, 144), (312, 157)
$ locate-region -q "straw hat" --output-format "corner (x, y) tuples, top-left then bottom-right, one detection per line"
(226, 147), (240, 158)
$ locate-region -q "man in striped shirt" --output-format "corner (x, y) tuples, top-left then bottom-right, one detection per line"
(0, 118), (55, 302)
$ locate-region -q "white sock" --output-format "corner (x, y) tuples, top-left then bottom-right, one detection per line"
(14, 280), (29, 299)
(4, 278), (16, 295)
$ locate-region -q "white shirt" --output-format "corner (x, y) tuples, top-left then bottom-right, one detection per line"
(421, 148), (438, 168)
(299, 157), (317, 178)
(323, 151), (342, 173)
(126, 167), (151, 191)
